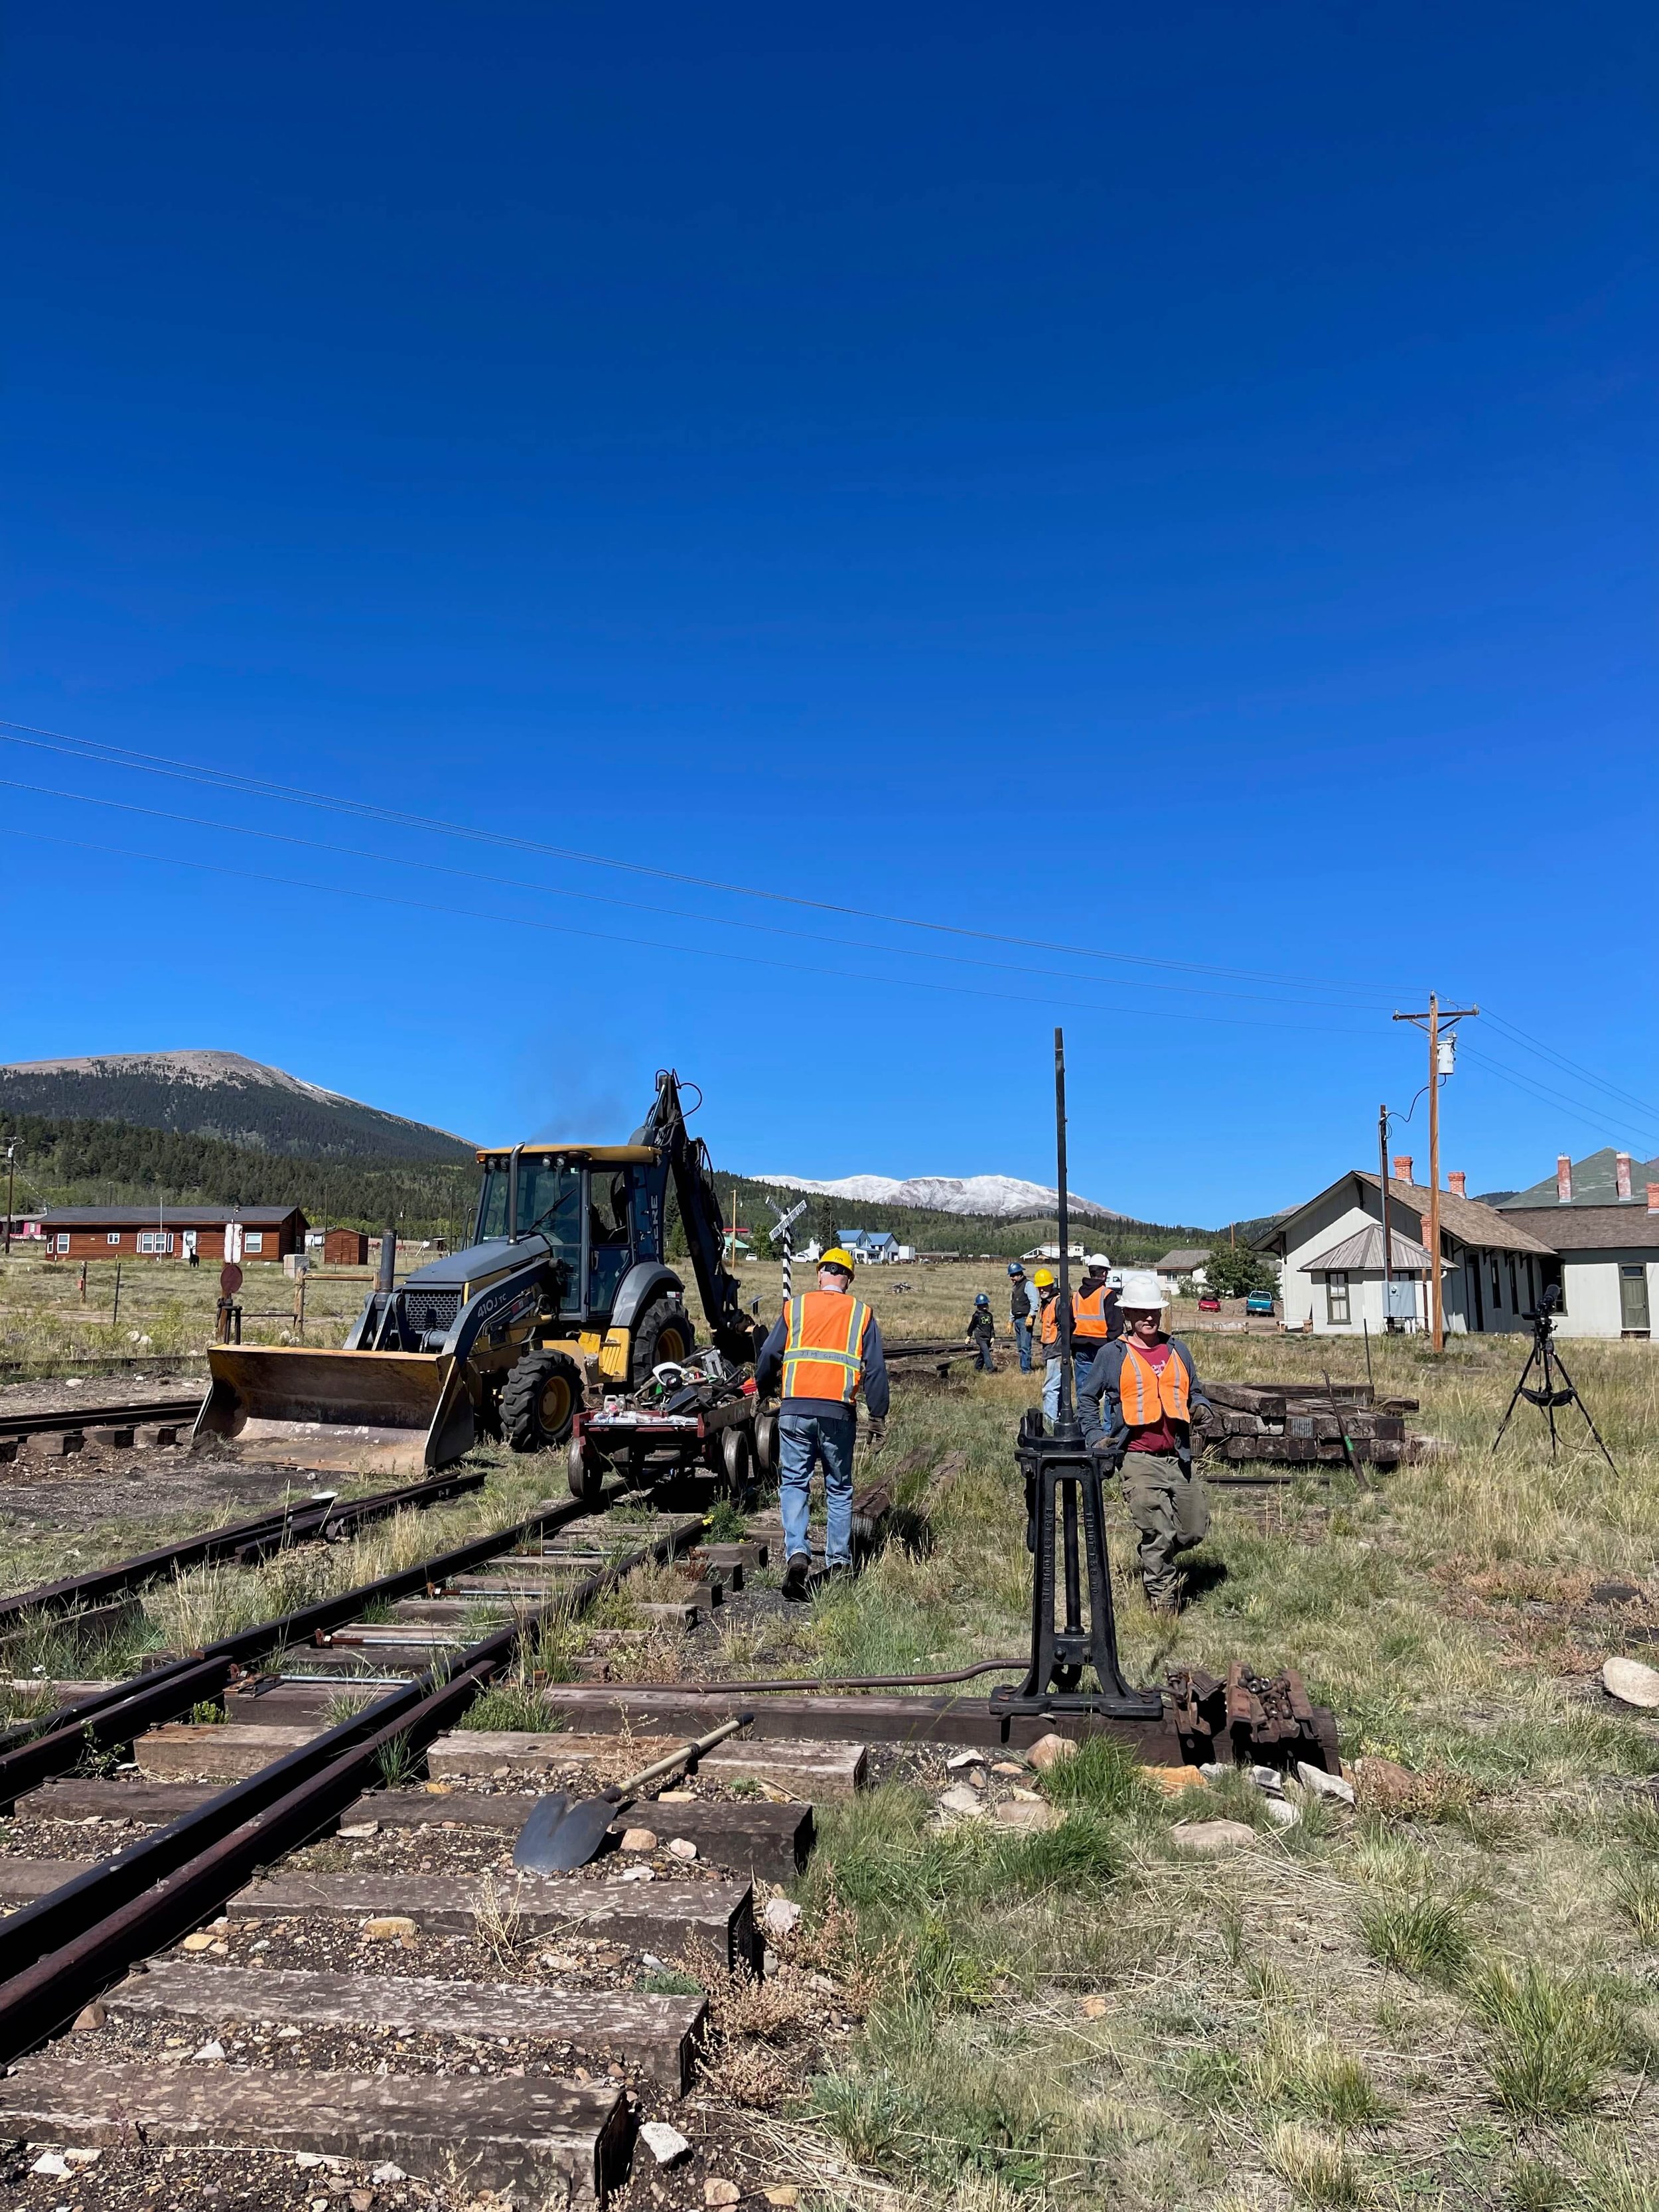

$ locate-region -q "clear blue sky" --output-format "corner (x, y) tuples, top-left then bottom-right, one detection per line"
(4, 3), (1654, 1224)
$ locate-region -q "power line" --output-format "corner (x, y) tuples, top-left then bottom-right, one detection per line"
(9, 827), (1393, 1036)
(0, 774), (1403, 1017)
(0, 716), (1411, 1006)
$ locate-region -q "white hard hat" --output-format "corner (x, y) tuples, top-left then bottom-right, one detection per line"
(1085, 1252), (1111, 1269)
(1119, 1270), (1163, 1311)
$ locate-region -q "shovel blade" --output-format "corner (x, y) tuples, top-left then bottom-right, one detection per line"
(512, 1789), (624, 1874)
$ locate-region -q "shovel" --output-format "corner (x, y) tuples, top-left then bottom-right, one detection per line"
(512, 1713), (754, 1874)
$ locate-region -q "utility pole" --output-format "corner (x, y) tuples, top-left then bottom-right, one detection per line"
(3, 1141), (15, 1258)
(1392, 994), (1479, 1351)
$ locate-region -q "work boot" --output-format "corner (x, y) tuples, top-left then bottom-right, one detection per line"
(782, 1551), (812, 1601)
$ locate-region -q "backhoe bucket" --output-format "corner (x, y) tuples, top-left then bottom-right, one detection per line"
(192, 1348), (476, 1478)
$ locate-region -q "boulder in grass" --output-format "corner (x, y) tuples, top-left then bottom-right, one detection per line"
(1603, 1656), (1659, 1710)
(1171, 1818), (1256, 1856)
(1027, 1733), (1076, 1773)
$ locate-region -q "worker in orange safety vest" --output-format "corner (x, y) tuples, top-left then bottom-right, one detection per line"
(1078, 1269), (1211, 1613)
(755, 1247), (890, 1601)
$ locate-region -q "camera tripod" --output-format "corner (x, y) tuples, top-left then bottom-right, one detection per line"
(1490, 1296), (1617, 1472)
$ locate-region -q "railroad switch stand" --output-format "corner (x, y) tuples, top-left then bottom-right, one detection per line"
(990, 1408), (1165, 1722)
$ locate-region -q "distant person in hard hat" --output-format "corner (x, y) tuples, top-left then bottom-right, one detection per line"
(1032, 1267), (1063, 1419)
(1072, 1254), (1122, 1370)
(967, 1291), (996, 1372)
(1080, 1268), (1211, 1615)
(755, 1247), (890, 1601)
(1007, 1263), (1038, 1372)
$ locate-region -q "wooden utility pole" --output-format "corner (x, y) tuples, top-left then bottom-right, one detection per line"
(3, 1141), (14, 1258)
(1392, 994), (1479, 1351)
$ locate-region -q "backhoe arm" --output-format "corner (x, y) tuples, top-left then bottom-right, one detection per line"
(638, 1070), (761, 1364)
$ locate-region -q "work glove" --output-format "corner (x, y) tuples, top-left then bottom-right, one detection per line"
(866, 1416), (887, 1451)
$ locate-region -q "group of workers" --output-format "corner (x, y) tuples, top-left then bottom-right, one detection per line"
(755, 1240), (1208, 1615)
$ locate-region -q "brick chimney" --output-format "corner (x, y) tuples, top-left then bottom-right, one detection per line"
(1649, 1182), (1659, 1216)
(1616, 1152), (1632, 1201)
(1447, 1171), (1467, 1198)
(1557, 1155), (1573, 1203)
(1392, 1154), (1414, 1185)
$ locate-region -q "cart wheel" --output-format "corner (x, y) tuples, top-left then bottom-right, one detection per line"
(753, 1412), (778, 1480)
(721, 1427), (753, 1499)
(567, 1433), (605, 1505)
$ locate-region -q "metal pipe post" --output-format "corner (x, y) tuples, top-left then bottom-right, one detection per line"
(1053, 1027), (1078, 1433)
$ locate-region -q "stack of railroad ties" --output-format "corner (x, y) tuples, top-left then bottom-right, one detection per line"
(1200, 1378), (1420, 1473)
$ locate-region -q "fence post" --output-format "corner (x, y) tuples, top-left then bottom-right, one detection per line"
(111, 1263), (121, 1327)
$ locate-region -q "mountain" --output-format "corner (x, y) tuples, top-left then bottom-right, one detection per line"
(0, 1051), (475, 1164)
(754, 1170), (1121, 1222)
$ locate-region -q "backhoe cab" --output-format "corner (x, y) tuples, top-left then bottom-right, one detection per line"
(194, 1071), (760, 1477)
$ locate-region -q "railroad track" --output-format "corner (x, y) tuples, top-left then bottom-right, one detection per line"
(0, 1394), (204, 1463)
(0, 1463), (886, 2207)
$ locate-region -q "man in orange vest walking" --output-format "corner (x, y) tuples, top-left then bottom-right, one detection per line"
(755, 1246), (890, 1600)
(1079, 1269), (1210, 1613)
(1071, 1254), (1123, 1374)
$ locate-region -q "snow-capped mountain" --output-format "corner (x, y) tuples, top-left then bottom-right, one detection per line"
(753, 1171), (1120, 1221)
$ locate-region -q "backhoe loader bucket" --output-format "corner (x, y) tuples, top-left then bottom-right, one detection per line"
(192, 1347), (476, 1478)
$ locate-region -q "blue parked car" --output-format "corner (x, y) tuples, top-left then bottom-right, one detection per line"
(1245, 1291), (1276, 1317)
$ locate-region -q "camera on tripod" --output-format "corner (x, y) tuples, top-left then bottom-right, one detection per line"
(1492, 1280), (1615, 1469)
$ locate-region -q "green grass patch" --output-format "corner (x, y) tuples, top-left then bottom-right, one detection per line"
(1357, 1887), (1474, 1983)
(467, 1680), (565, 1732)
(1470, 1962), (1635, 2118)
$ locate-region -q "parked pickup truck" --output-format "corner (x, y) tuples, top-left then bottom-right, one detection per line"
(1245, 1291), (1277, 1317)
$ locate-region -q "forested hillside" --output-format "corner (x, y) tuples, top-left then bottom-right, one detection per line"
(0, 1113), (476, 1245)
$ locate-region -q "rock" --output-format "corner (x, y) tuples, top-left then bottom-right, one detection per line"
(995, 1798), (1060, 1832)
(361, 1916), (418, 1941)
(946, 1749), (985, 1771)
(371, 2164), (407, 2184)
(1354, 1757), (1419, 1810)
(1262, 1797), (1300, 1829)
(1170, 1818), (1256, 1856)
(705, 2182), (741, 2207)
(338, 1821), (380, 1839)
(1147, 1765), (1207, 1796)
(993, 1761), (1023, 1776)
(618, 1864), (655, 1882)
(763, 1897), (802, 1937)
(192, 2039), (227, 2061)
(180, 1931), (218, 1952)
(1080, 1995), (1108, 2019)
(620, 1828), (658, 1852)
(295, 2154), (328, 2170)
(764, 2190), (801, 2207)
(1592, 1582), (1642, 1605)
(1249, 1765), (1286, 1796)
(31, 2153), (72, 2176)
(72, 2002), (108, 2031)
(1027, 1733), (1076, 1773)
(658, 1788), (695, 1801)
(1604, 1655), (1659, 1709)
(668, 1837), (698, 1862)
(1296, 1760), (1356, 1806)
(639, 2121), (691, 2168)
(937, 1783), (987, 1817)
(62, 2148), (100, 2167)
(1198, 1761), (1231, 1784)
(350, 2193), (375, 2211)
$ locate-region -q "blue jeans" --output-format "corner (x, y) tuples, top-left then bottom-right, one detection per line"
(1014, 1319), (1033, 1372)
(1043, 1357), (1062, 1422)
(973, 1338), (995, 1371)
(778, 1413), (855, 1568)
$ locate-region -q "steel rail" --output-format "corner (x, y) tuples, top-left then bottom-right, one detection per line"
(0, 1396), (201, 1439)
(0, 1485), (589, 1807)
(0, 1467), (486, 1637)
(0, 1516), (707, 2060)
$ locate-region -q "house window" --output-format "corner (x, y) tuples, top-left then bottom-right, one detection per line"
(244, 1232), (264, 1254)
(54, 1233), (70, 1253)
(1490, 1254), (1502, 1307)
(106, 1232), (121, 1246)
(1507, 1256), (1519, 1311)
(1325, 1272), (1350, 1326)
(136, 1232), (175, 1256)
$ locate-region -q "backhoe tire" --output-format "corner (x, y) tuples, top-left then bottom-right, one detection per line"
(630, 1298), (695, 1386)
(502, 1350), (584, 1454)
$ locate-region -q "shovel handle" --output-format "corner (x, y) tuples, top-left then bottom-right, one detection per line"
(617, 1712), (753, 1797)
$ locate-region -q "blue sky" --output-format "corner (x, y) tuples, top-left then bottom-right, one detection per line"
(3, 3), (1654, 1224)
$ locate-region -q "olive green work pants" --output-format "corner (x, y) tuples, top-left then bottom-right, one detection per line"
(1118, 1451), (1209, 1604)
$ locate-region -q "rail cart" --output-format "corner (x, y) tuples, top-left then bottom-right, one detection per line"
(566, 1355), (779, 1504)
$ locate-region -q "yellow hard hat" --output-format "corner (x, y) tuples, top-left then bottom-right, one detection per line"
(818, 1246), (856, 1274)
(1033, 1266), (1056, 1288)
